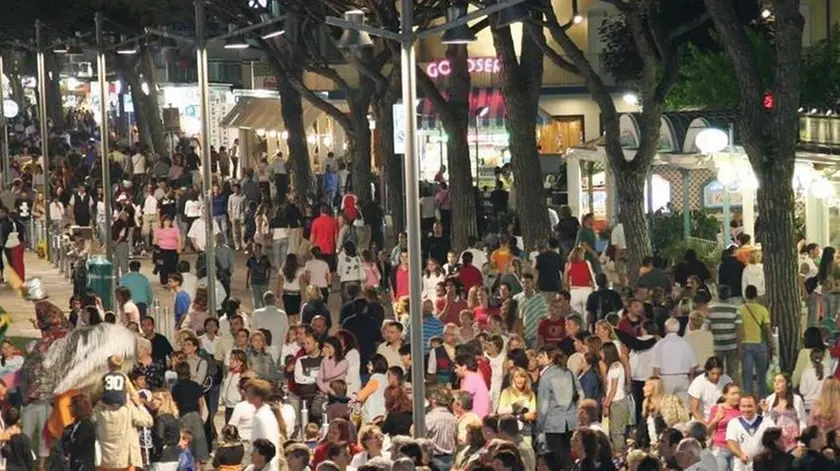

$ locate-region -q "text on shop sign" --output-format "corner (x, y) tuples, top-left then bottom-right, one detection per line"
(426, 57), (502, 78)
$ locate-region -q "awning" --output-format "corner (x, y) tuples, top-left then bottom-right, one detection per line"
(220, 96), (320, 132)
(417, 87), (554, 131)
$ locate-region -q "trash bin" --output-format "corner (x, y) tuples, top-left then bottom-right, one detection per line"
(87, 255), (114, 311)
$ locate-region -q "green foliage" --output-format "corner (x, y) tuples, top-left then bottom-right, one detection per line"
(597, 0), (710, 87)
(598, 16), (642, 86)
(667, 30), (774, 110)
(800, 26), (840, 108)
(650, 207), (720, 266)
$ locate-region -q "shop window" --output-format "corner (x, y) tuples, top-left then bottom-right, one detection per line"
(538, 116), (584, 154)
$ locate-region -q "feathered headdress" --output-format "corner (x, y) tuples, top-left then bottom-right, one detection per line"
(41, 323), (138, 397)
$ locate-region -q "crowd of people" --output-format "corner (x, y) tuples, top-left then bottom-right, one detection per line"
(3, 120), (840, 471)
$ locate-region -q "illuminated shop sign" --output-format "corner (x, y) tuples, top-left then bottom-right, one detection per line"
(426, 57), (501, 78)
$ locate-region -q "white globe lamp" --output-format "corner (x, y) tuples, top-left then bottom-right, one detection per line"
(695, 128), (729, 154)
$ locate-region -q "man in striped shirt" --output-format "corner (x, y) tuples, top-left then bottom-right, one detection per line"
(707, 285), (744, 383)
(515, 273), (548, 347)
(405, 299), (445, 356)
(425, 386), (458, 471)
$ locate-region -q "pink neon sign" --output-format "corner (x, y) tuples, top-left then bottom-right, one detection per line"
(426, 57), (502, 78)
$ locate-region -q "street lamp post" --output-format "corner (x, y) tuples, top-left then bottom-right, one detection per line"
(95, 12), (114, 265)
(35, 21), (50, 236)
(194, 0), (217, 317)
(327, 0), (526, 437)
(0, 54), (7, 189)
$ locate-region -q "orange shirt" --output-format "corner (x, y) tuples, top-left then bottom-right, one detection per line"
(735, 245), (754, 265)
(491, 247), (513, 273)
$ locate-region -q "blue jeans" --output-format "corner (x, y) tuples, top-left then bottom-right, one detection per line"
(824, 292), (840, 321)
(431, 454), (453, 471)
(742, 343), (768, 397)
(251, 283), (268, 309)
(213, 216), (228, 244)
(713, 446), (733, 471)
(807, 291), (821, 327)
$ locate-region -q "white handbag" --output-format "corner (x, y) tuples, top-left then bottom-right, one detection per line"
(4, 231), (19, 249)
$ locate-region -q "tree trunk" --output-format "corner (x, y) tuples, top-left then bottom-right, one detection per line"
(443, 44), (478, 252)
(755, 161), (799, 371)
(494, 25), (551, 250)
(140, 47), (166, 156)
(277, 73), (312, 202)
(373, 93), (404, 237)
(506, 107), (551, 249)
(44, 53), (65, 130)
(347, 109), (373, 204)
(611, 156), (652, 278)
(124, 69), (153, 151)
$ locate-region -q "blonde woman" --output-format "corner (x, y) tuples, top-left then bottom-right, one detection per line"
(741, 249), (765, 300)
(466, 285), (480, 309)
(496, 367), (537, 445)
(809, 377), (840, 431)
(640, 377), (664, 448)
(660, 394), (690, 427)
(565, 247), (596, 317)
(149, 390), (181, 471)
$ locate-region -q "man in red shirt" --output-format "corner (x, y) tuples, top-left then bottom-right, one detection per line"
(537, 296), (567, 347)
(309, 205), (339, 270)
(617, 298), (646, 337)
(436, 279), (468, 325)
(457, 251), (483, 294)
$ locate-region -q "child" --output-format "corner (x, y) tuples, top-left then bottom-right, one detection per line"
(443, 250), (460, 276)
(130, 371), (152, 404)
(177, 430), (196, 471)
(0, 408), (34, 471)
(428, 336), (443, 352)
(68, 296), (83, 328)
(304, 423), (320, 449)
(325, 379), (351, 423)
(104, 312), (117, 324)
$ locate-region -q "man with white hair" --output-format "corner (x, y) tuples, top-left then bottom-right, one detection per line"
(675, 438), (706, 471)
(651, 317), (698, 403)
(684, 420), (719, 471)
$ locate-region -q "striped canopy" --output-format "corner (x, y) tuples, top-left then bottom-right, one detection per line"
(417, 87), (553, 131)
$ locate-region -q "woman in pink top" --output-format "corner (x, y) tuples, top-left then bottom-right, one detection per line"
(360, 249), (381, 290)
(455, 354), (490, 418)
(153, 215), (182, 286)
(472, 286), (498, 330)
(706, 383), (741, 471)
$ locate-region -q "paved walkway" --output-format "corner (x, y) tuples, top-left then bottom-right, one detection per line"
(0, 249), (348, 339)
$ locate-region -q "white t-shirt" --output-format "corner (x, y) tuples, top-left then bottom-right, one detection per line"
(280, 268), (306, 292)
(251, 306), (289, 349)
(725, 415), (776, 471)
(252, 403), (281, 470)
(132, 153), (146, 175)
(687, 374), (733, 420)
(420, 196), (436, 219)
(651, 334), (698, 375)
(305, 259), (330, 288)
(607, 362), (626, 401)
(227, 400), (256, 441)
(629, 334), (656, 381)
(321, 157), (337, 174)
(143, 195), (158, 215)
(799, 367), (826, 411)
(184, 200), (202, 218)
(187, 218), (221, 252)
